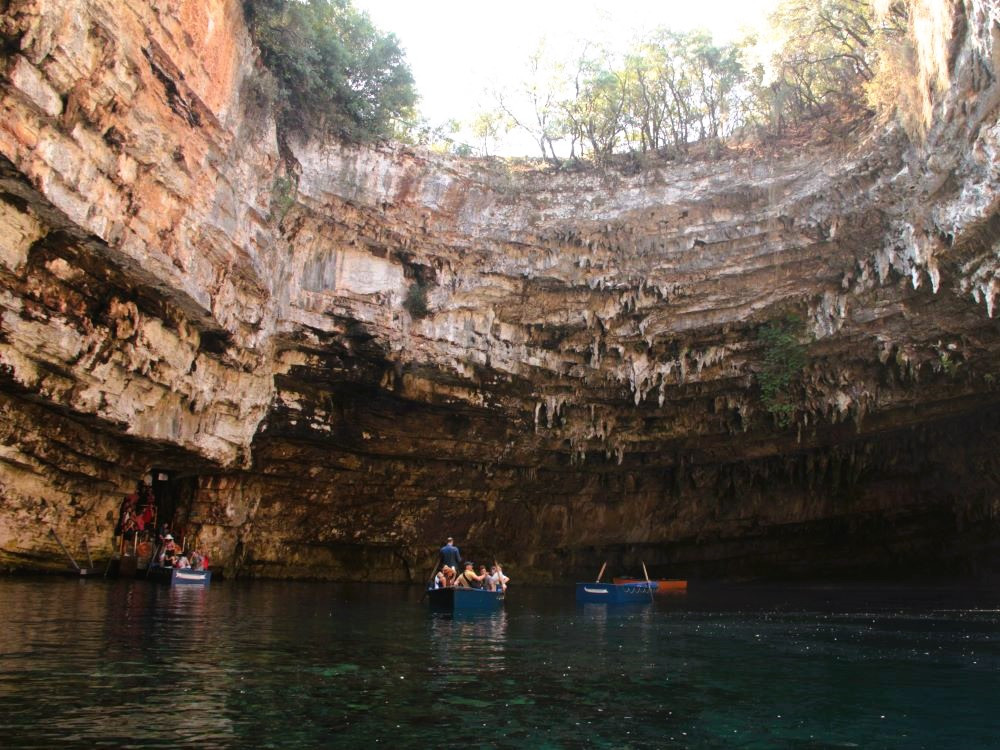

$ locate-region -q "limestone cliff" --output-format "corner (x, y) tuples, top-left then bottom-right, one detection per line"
(1, 0), (999, 581)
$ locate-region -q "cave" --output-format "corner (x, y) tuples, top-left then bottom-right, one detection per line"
(1, 0), (1000, 583)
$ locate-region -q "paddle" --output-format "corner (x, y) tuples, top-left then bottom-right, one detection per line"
(144, 543), (160, 578)
(595, 561), (607, 583)
(641, 561), (655, 603)
(419, 562), (440, 600)
(49, 528), (80, 572)
(493, 559), (507, 593)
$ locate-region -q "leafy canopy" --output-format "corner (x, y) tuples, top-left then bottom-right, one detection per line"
(485, 0), (918, 164)
(243, 0), (417, 141)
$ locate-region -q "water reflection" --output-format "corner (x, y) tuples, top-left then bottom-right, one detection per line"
(429, 610), (508, 674)
(1, 579), (998, 748)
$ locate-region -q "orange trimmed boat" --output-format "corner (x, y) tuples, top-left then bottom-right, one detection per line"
(613, 577), (687, 594)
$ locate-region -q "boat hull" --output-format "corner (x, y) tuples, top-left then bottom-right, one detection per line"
(147, 567), (212, 586)
(612, 578), (687, 594)
(171, 568), (212, 586)
(576, 582), (656, 604)
(427, 587), (503, 612)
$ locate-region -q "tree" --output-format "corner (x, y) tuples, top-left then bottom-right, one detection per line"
(563, 47), (629, 164)
(469, 108), (512, 157)
(623, 30), (698, 151)
(766, 0), (881, 122)
(495, 42), (571, 164)
(243, 0), (417, 141)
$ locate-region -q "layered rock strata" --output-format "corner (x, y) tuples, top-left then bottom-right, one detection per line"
(1, 0), (999, 580)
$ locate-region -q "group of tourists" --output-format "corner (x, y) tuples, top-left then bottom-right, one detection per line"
(115, 480), (157, 548)
(432, 537), (509, 592)
(115, 476), (209, 572)
(156, 531), (208, 571)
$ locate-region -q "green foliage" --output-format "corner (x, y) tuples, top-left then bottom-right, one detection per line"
(469, 109), (513, 157)
(938, 351), (960, 376)
(757, 316), (808, 427)
(487, 0), (907, 163)
(270, 174), (297, 222)
(395, 117), (475, 155)
(403, 280), (429, 319)
(243, 0), (417, 141)
(495, 43), (571, 164)
(562, 48), (629, 163)
(765, 0), (879, 128)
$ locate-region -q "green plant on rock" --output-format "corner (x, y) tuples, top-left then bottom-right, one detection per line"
(270, 174), (297, 222)
(938, 351), (960, 376)
(243, 0), (417, 141)
(403, 280), (429, 319)
(757, 315), (808, 427)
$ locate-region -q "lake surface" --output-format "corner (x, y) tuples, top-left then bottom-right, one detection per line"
(0, 577), (997, 748)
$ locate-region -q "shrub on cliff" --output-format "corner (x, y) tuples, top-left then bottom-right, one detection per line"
(403, 280), (430, 319)
(757, 316), (808, 427)
(243, 0), (417, 141)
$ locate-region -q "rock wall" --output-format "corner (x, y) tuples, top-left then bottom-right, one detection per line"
(1, 0), (999, 580)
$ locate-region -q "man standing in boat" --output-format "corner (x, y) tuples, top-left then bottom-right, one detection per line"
(439, 536), (462, 571)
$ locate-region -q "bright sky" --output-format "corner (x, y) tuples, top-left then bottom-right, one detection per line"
(353, 0), (780, 154)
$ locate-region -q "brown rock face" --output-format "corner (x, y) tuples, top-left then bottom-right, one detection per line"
(1, 0), (999, 581)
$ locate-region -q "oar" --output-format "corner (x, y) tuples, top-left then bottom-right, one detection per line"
(419, 562), (441, 600)
(49, 528), (80, 572)
(641, 561), (655, 603)
(82, 539), (94, 569)
(493, 559), (507, 593)
(595, 561), (607, 583)
(144, 543), (160, 578)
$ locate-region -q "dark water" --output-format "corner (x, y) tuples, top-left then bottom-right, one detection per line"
(0, 578), (998, 748)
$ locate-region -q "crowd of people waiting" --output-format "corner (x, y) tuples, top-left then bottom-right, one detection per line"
(431, 537), (509, 592)
(116, 480), (157, 547)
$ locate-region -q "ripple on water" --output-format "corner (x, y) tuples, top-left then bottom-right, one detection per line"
(0, 580), (999, 747)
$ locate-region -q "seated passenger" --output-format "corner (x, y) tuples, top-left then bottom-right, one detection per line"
(455, 562), (484, 588)
(158, 535), (179, 566)
(189, 550), (204, 570)
(490, 564), (510, 593)
(175, 552), (190, 569)
(432, 567), (448, 589)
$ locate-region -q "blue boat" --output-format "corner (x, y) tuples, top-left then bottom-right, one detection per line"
(147, 566), (212, 586)
(575, 581), (656, 604)
(427, 587), (503, 612)
(171, 568), (212, 586)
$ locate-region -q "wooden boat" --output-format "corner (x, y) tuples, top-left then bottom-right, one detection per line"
(147, 566), (212, 586)
(613, 577), (688, 594)
(427, 586), (503, 612)
(575, 581), (656, 604)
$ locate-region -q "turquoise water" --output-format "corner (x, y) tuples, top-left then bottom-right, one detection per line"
(0, 578), (997, 748)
